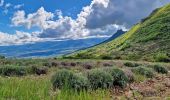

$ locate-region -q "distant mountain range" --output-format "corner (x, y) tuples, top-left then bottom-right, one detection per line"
(0, 27), (127, 58)
(66, 4), (170, 62)
(0, 38), (108, 58)
(101, 30), (126, 43)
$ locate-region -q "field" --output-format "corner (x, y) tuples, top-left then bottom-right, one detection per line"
(0, 58), (170, 100)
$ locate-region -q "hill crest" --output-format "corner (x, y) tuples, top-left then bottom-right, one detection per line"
(65, 4), (170, 62)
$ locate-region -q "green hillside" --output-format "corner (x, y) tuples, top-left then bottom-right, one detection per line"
(65, 4), (170, 62)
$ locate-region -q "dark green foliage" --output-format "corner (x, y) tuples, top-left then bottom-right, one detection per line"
(44, 62), (53, 68)
(0, 65), (27, 76)
(154, 53), (170, 62)
(87, 69), (113, 89)
(100, 54), (113, 60)
(0, 55), (5, 59)
(52, 69), (74, 89)
(108, 68), (129, 88)
(70, 74), (89, 91)
(32, 66), (48, 75)
(124, 62), (140, 67)
(153, 65), (168, 74)
(83, 63), (93, 69)
(51, 69), (89, 90)
(132, 67), (154, 78)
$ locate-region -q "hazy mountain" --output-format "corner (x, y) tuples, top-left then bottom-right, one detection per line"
(0, 37), (108, 58)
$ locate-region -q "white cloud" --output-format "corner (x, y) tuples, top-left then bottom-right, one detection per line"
(0, 0), (168, 46)
(11, 2), (115, 39)
(12, 7), (54, 29)
(85, 0), (170, 28)
(14, 4), (24, 9)
(0, 31), (43, 46)
(3, 3), (12, 14)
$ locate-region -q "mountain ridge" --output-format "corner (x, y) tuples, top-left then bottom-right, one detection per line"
(65, 4), (170, 62)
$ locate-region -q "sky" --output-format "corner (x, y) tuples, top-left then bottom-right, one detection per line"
(0, 0), (170, 46)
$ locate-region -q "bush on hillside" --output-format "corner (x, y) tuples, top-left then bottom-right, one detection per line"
(100, 54), (113, 60)
(155, 53), (170, 62)
(153, 65), (168, 74)
(32, 66), (48, 75)
(132, 67), (154, 78)
(0, 55), (5, 59)
(87, 69), (113, 89)
(108, 68), (129, 88)
(0, 65), (27, 76)
(51, 69), (88, 91)
(82, 63), (93, 69)
(123, 69), (134, 83)
(44, 62), (53, 68)
(124, 62), (140, 67)
(70, 74), (89, 91)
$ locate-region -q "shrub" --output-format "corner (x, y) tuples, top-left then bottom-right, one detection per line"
(70, 74), (89, 91)
(124, 62), (140, 67)
(44, 62), (53, 67)
(83, 63), (93, 69)
(0, 55), (5, 59)
(108, 68), (129, 88)
(103, 62), (113, 67)
(70, 62), (77, 67)
(155, 53), (170, 62)
(87, 69), (113, 89)
(32, 66), (48, 75)
(61, 62), (69, 66)
(132, 67), (154, 78)
(52, 69), (74, 90)
(153, 65), (168, 74)
(123, 69), (134, 83)
(100, 54), (113, 60)
(51, 69), (88, 91)
(0, 65), (27, 76)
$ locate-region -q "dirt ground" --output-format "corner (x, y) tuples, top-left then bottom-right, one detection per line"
(111, 73), (170, 100)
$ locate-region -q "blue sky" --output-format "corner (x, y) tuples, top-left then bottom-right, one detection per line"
(0, 0), (170, 46)
(0, 0), (91, 33)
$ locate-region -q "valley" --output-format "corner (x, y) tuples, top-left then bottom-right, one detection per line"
(0, 1), (170, 100)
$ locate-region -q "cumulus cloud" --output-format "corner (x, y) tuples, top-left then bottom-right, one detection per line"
(1, 0), (169, 46)
(12, 7), (54, 29)
(0, 31), (42, 46)
(85, 0), (170, 29)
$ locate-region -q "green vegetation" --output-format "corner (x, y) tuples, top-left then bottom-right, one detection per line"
(132, 67), (154, 78)
(154, 53), (170, 62)
(1, 3), (170, 99)
(0, 76), (111, 100)
(52, 68), (130, 90)
(66, 4), (170, 62)
(0, 55), (5, 59)
(0, 65), (27, 76)
(52, 69), (88, 90)
(124, 62), (140, 67)
(87, 69), (113, 89)
(153, 65), (168, 74)
(108, 68), (129, 88)
(0, 58), (169, 99)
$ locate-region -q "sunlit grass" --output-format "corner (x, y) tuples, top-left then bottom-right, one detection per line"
(0, 75), (111, 100)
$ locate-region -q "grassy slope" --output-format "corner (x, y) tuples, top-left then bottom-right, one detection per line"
(67, 4), (170, 62)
